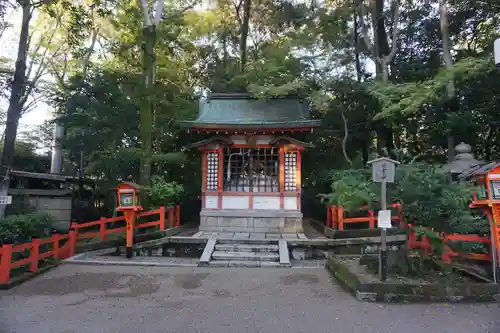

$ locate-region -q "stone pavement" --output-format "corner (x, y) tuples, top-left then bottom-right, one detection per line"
(0, 264), (498, 333)
(192, 231), (309, 240)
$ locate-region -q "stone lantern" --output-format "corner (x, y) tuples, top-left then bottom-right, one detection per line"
(442, 142), (482, 180)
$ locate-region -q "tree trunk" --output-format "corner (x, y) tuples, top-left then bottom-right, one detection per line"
(353, 6), (370, 163)
(439, 0), (456, 161)
(1, 3), (31, 169)
(0, 3), (32, 218)
(239, 0), (251, 72)
(139, 25), (156, 187)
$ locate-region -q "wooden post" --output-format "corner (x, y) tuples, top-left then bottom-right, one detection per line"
(331, 206), (336, 229)
(124, 210), (136, 258)
(337, 206), (344, 231)
(0, 244), (13, 284)
(326, 206), (331, 227)
(368, 210), (375, 229)
(30, 239), (40, 272)
(68, 229), (77, 258)
(99, 217), (106, 240)
(279, 147), (285, 210)
(168, 207), (174, 228)
(175, 205), (180, 227)
(52, 234), (60, 259)
(159, 206), (166, 230)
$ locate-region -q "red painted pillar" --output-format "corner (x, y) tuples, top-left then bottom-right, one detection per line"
(68, 229), (77, 258)
(159, 206), (166, 231)
(30, 239), (40, 272)
(52, 234), (60, 260)
(175, 205), (180, 227)
(0, 244), (13, 284)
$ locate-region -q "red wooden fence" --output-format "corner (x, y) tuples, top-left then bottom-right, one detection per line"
(325, 203), (404, 230)
(0, 205), (179, 285)
(407, 224), (491, 263)
(325, 204), (492, 264)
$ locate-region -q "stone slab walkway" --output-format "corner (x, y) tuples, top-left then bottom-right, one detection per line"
(192, 231), (309, 240)
(1, 264), (498, 333)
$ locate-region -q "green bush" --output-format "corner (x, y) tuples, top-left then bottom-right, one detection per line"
(320, 164), (489, 234)
(148, 175), (184, 208)
(0, 213), (54, 244)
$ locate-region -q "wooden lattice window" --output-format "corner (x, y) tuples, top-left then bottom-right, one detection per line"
(223, 148), (279, 192)
(284, 152), (297, 192)
(206, 152), (219, 191)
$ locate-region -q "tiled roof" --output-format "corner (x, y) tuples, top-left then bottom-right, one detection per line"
(179, 93), (321, 129)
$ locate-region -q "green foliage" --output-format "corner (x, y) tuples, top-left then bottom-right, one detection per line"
(393, 164), (487, 233)
(319, 169), (377, 211)
(0, 213), (54, 244)
(320, 164), (488, 234)
(148, 176), (184, 208)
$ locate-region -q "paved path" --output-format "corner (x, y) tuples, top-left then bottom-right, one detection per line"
(0, 265), (498, 333)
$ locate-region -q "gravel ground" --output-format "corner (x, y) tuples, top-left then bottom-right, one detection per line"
(0, 264), (498, 333)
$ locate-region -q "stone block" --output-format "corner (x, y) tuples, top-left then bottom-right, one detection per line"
(266, 233), (281, 239)
(278, 240), (291, 266)
(228, 260), (260, 268)
(206, 217), (219, 226)
(260, 261), (282, 268)
(254, 218), (278, 228)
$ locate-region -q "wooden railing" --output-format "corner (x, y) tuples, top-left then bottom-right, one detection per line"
(325, 203), (404, 230)
(407, 225), (491, 263)
(0, 205), (179, 285)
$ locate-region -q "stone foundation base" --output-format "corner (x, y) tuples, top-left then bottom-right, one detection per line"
(199, 209), (303, 233)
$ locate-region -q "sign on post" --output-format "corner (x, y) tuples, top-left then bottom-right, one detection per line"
(367, 157), (400, 282)
(377, 210), (392, 229)
(370, 157), (397, 183)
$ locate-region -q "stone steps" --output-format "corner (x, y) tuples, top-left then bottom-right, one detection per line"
(212, 250), (280, 262)
(199, 237), (291, 268)
(214, 244), (279, 253)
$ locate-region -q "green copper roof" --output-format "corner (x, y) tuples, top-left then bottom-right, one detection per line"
(179, 93), (320, 129)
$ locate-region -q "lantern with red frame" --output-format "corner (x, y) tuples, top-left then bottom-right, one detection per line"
(116, 182), (144, 212)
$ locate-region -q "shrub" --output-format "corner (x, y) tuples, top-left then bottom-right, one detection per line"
(0, 213), (54, 244)
(320, 164), (489, 234)
(149, 175), (184, 208)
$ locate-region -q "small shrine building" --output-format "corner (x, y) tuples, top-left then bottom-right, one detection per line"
(180, 93), (320, 233)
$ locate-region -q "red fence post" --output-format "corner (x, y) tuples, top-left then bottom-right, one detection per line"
(68, 229), (77, 257)
(168, 207), (174, 228)
(99, 217), (106, 240)
(52, 234), (60, 259)
(331, 206), (336, 229)
(30, 239), (40, 272)
(159, 206), (166, 231)
(368, 210), (375, 229)
(337, 206), (344, 231)
(326, 206), (331, 227)
(0, 244), (12, 284)
(175, 205), (180, 227)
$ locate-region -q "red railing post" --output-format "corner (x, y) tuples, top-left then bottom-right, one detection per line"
(30, 239), (40, 272)
(99, 217), (106, 240)
(175, 205), (180, 227)
(168, 207), (174, 228)
(368, 210), (375, 229)
(331, 206), (336, 229)
(68, 229), (77, 257)
(326, 206), (331, 227)
(337, 206), (344, 231)
(0, 244), (13, 284)
(30, 238), (40, 272)
(159, 206), (166, 231)
(52, 234), (60, 259)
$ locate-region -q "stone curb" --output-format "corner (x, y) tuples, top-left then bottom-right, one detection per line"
(326, 256), (500, 303)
